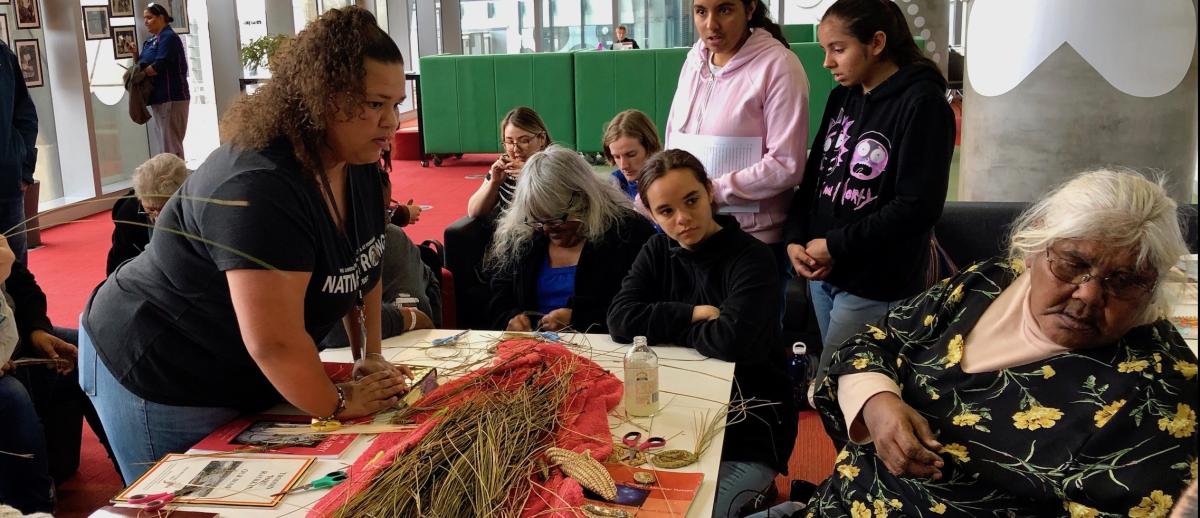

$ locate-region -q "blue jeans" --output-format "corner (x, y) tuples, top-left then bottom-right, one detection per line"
(0, 375), (55, 514)
(809, 280), (895, 390)
(0, 193), (27, 264)
(78, 321), (240, 484)
(712, 461), (777, 518)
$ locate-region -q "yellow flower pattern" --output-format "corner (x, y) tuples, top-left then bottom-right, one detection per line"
(835, 449), (849, 463)
(1157, 403), (1196, 438)
(952, 412), (981, 427)
(1174, 361), (1197, 380)
(850, 501), (871, 518)
(939, 443), (970, 463)
(1093, 399), (1125, 428)
(866, 325), (886, 340)
(837, 464), (860, 480)
(853, 357), (870, 370)
(923, 314), (935, 326)
(944, 334), (964, 368)
(929, 502), (947, 514)
(1064, 501), (1099, 518)
(1012, 405), (1064, 431)
(1118, 360), (1150, 373)
(872, 499), (889, 518)
(1041, 365), (1056, 379)
(1128, 490), (1173, 518)
(948, 285), (964, 304)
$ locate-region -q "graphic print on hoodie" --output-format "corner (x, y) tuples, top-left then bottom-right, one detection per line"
(786, 63), (956, 302)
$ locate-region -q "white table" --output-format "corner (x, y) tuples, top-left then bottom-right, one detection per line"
(154, 330), (735, 517)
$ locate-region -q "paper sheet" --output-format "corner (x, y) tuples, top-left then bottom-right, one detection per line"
(115, 454), (314, 507)
(667, 133), (763, 213)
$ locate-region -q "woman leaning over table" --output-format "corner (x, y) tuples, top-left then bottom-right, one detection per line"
(607, 150), (796, 518)
(80, 7), (411, 484)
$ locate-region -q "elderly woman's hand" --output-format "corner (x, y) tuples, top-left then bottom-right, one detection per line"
(861, 392), (945, 480)
(540, 308), (572, 331)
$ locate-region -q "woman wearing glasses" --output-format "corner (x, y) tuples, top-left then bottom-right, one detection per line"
(487, 145), (654, 333)
(466, 106), (552, 217)
(805, 170), (1197, 516)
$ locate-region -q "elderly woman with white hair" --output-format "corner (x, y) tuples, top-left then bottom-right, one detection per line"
(487, 145), (655, 333)
(105, 153), (189, 274)
(804, 169), (1197, 517)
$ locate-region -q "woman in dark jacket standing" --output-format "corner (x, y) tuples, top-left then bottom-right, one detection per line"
(784, 0), (956, 396)
(488, 145), (654, 333)
(607, 150), (796, 518)
(127, 3), (190, 158)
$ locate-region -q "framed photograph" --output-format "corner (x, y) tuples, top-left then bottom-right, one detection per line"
(167, 0), (189, 34)
(83, 6), (112, 41)
(112, 25), (137, 59)
(14, 0), (40, 30)
(108, 0), (134, 17)
(12, 39), (42, 88)
(0, 15), (9, 47)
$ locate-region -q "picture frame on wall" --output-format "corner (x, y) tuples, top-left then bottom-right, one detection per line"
(14, 0), (40, 30)
(109, 0), (134, 18)
(13, 39), (42, 87)
(0, 15), (9, 47)
(112, 25), (137, 59)
(168, 0), (190, 34)
(83, 6), (112, 41)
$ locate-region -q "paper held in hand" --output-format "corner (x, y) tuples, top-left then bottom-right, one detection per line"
(667, 133), (764, 213)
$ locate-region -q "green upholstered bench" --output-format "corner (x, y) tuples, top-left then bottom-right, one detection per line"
(781, 24), (815, 43)
(419, 53), (576, 158)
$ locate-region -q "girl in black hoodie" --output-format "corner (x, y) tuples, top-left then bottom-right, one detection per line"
(784, 0), (955, 396)
(608, 150), (796, 518)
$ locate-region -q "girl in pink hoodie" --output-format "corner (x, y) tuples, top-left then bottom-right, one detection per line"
(665, 0), (810, 248)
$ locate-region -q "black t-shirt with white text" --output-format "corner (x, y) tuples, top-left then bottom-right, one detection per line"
(83, 140), (386, 410)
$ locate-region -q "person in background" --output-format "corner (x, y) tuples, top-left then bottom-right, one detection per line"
(82, 8), (410, 483)
(488, 145), (654, 333)
(0, 235), (53, 515)
(602, 109), (661, 201)
(106, 153), (189, 274)
(665, 0), (808, 265)
(784, 0), (955, 396)
(127, 3), (190, 159)
(0, 41), (39, 265)
(805, 170), (1196, 516)
(607, 150), (796, 517)
(466, 106), (551, 217)
(610, 25), (641, 49)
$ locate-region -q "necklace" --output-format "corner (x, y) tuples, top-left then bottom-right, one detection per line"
(317, 165), (367, 361)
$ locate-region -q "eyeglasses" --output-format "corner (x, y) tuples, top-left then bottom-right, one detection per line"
(503, 134), (541, 148)
(524, 215), (574, 232)
(138, 206), (163, 219)
(1044, 247), (1156, 301)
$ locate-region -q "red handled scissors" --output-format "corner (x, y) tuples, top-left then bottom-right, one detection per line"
(127, 491), (178, 511)
(622, 431), (665, 460)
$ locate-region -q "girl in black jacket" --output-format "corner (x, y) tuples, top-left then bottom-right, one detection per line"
(607, 149), (796, 518)
(784, 0), (956, 393)
(488, 145), (655, 333)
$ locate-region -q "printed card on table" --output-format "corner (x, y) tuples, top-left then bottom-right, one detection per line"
(114, 454), (314, 508)
(581, 465), (703, 517)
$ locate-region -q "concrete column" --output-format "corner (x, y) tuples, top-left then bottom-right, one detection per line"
(207, 0), (243, 122)
(266, 2), (297, 36)
(904, 0), (948, 75)
(414, 0), (440, 56)
(960, 0), (1198, 203)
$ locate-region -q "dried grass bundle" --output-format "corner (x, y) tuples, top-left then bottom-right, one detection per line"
(331, 365), (572, 518)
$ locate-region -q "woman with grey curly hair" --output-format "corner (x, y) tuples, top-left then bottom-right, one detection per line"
(805, 168), (1196, 517)
(105, 153), (190, 274)
(487, 145), (655, 332)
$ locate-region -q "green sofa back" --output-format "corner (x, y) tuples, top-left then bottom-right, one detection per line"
(419, 53), (576, 154)
(781, 24), (815, 43)
(573, 48), (688, 154)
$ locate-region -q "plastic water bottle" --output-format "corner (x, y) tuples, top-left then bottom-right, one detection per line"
(624, 336), (659, 417)
(789, 342), (811, 406)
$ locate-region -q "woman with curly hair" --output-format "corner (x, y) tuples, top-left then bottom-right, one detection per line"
(79, 7), (411, 483)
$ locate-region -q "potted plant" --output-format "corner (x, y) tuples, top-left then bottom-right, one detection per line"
(240, 33), (289, 74)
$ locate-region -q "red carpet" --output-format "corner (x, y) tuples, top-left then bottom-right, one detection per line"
(27, 153), (834, 516)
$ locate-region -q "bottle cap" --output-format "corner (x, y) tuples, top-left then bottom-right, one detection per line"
(792, 342), (807, 355)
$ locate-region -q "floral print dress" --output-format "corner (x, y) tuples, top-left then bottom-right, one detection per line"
(805, 259), (1198, 517)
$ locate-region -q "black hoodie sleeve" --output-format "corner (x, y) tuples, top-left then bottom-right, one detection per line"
(488, 259), (525, 331)
(607, 238), (694, 345)
(825, 93), (954, 261)
(7, 261), (54, 344)
(679, 244), (780, 363)
(783, 94), (839, 247)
